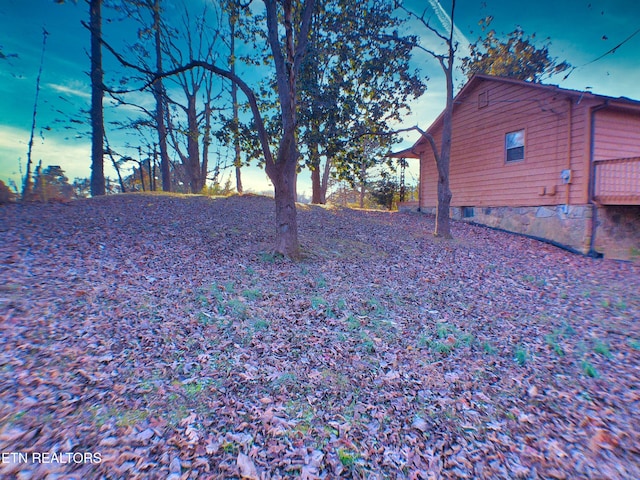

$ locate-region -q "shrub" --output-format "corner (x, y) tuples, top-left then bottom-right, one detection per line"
(0, 180), (16, 204)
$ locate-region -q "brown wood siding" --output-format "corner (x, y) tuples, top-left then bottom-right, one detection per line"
(418, 79), (592, 208)
(593, 109), (640, 160)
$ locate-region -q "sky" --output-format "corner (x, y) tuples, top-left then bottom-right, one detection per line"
(1, 0), (639, 197)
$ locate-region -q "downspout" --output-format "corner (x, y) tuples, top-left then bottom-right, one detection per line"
(565, 99), (572, 206)
(413, 148), (422, 212)
(587, 101), (609, 257)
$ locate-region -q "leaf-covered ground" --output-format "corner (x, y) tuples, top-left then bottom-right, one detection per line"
(1, 193), (639, 479)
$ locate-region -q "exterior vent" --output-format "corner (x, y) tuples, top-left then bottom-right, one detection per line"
(478, 91), (489, 109)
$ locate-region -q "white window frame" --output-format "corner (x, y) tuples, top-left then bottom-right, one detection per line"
(505, 129), (525, 163)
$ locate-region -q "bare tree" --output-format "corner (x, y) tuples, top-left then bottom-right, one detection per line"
(170, 0), (314, 256)
(397, 0), (458, 238)
(105, 0), (314, 257)
(226, 1), (244, 194)
(89, 0), (106, 196)
(151, 0), (171, 191)
(23, 28), (48, 200)
(162, 4), (223, 194)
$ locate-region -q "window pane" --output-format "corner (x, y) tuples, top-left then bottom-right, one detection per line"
(506, 146), (524, 162)
(506, 130), (524, 149)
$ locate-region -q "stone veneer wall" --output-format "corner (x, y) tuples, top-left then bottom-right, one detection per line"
(456, 205), (592, 254)
(415, 204), (592, 254)
(593, 206), (640, 261)
(404, 203), (639, 260)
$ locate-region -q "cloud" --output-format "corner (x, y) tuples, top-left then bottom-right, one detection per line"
(426, 0), (472, 52)
(46, 82), (91, 99)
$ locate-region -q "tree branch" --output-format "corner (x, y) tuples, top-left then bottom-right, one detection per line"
(351, 125), (440, 165)
(100, 33), (275, 169)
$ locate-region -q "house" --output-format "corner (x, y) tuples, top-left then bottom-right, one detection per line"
(393, 74), (640, 260)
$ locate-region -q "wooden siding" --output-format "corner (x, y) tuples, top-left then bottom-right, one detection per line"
(593, 109), (640, 160)
(418, 78), (592, 208)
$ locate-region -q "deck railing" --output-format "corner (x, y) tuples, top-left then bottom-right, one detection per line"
(594, 157), (640, 205)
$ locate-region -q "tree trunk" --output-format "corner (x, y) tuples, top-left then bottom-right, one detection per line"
(147, 154), (154, 190)
(435, 172), (452, 236)
(433, 36), (455, 238)
(153, 0), (171, 192)
(310, 141), (326, 204)
(230, 13), (243, 194)
(186, 93), (201, 193)
(23, 29), (48, 200)
(267, 150), (300, 258)
(321, 156), (331, 203)
(105, 136), (126, 192)
(138, 164), (146, 191)
(235, 163), (243, 194)
(311, 166), (324, 204)
(202, 101), (211, 190)
(434, 101), (453, 237)
(90, 0), (105, 196)
(359, 158), (366, 208)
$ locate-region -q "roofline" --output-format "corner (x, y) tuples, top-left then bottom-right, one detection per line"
(386, 146), (420, 159)
(405, 74), (640, 152)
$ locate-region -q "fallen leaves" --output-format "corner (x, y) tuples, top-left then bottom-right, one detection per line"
(0, 194), (639, 478)
(237, 452), (259, 479)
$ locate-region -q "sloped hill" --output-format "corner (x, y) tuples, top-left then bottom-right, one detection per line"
(1, 193), (638, 478)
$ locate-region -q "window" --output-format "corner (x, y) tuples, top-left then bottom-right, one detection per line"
(505, 129), (525, 162)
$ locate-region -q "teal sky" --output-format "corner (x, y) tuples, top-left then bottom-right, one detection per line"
(1, 0), (639, 196)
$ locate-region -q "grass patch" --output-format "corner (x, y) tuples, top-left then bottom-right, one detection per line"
(183, 381), (207, 397)
(337, 448), (359, 468)
(113, 408), (149, 428)
(545, 332), (565, 356)
(514, 345), (528, 366)
(311, 296), (328, 309)
(225, 298), (248, 318)
(436, 323), (454, 339)
(241, 289), (262, 301)
(417, 333), (430, 349)
(614, 300), (627, 311)
(252, 318), (270, 331)
(431, 341), (455, 355)
(346, 315), (360, 331)
(221, 441), (239, 455)
(458, 332), (475, 345)
(482, 341), (496, 355)
(364, 297), (386, 317)
(593, 339), (612, 359)
(272, 372), (298, 389)
(360, 333), (376, 353)
(562, 322), (576, 337)
(582, 360), (599, 378)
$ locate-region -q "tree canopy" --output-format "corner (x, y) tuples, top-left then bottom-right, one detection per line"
(297, 0), (424, 204)
(461, 17), (571, 82)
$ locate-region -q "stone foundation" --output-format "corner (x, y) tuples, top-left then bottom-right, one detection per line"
(416, 204), (591, 254)
(594, 205), (640, 261)
(455, 205), (592, 254)
(411, 203), (639, 260)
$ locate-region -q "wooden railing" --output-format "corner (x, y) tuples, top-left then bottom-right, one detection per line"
(594, 157), (640, 205)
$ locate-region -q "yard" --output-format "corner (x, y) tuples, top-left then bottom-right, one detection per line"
(1, 193), (639, 479)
